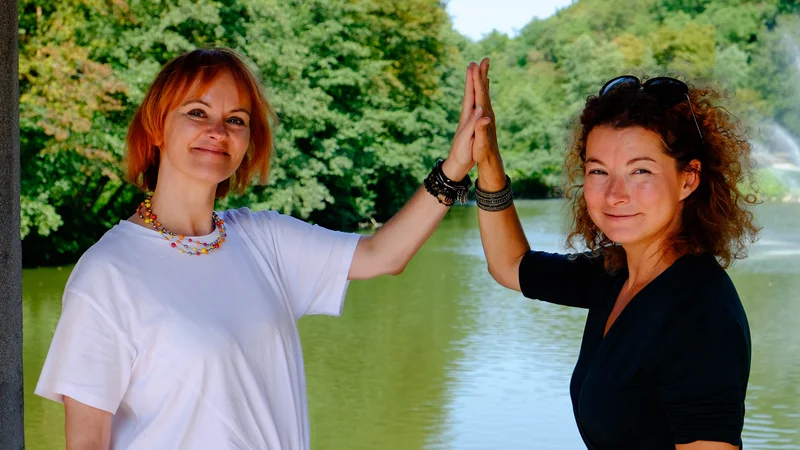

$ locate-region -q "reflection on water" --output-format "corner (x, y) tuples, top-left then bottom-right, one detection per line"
(23, 201), (800, 449)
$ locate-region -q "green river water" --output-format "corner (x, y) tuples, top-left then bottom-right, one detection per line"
(22, 200), (800, 449)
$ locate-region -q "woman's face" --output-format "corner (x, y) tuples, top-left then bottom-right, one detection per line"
(158, 70), (252, 188)
(583, 125), (699, 250)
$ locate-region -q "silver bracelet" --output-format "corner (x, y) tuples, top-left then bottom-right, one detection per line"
(475, 175), (513, 212)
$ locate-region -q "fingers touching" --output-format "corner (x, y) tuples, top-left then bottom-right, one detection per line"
(459, 63), (477, 128)
(472, 58), (493, 115)
(456, 106), (483, 145)
(456, 58), (493, 166)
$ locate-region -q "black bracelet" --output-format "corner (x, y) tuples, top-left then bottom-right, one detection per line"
(424, 159), (472, 206)
(475, 175), (513, 212)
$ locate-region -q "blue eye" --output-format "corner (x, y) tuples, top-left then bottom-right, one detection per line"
(587, 169), (607, 175)
(633, 168), (651, 175)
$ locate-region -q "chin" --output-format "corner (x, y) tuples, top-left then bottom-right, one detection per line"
(186, 164), (238, 185)
(598, 225), (644, 246)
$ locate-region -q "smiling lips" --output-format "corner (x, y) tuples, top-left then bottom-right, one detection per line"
(604, 213), (641, 221)
(192, 146), (228, 156)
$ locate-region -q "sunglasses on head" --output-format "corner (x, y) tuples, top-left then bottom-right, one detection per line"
(599, 75), (704, 143)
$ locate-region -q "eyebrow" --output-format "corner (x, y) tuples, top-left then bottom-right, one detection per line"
(585, 156), (657, 165)
(181, 98), (251, 116)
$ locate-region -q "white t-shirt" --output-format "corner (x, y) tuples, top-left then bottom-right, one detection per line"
(35, 207), (361, 450)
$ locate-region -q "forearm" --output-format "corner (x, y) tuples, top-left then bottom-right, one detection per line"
(351, 158), (469, 279)
(675, 441), (739, 450)
(476, 154), (530, 291)
(67, 439), (109, 450)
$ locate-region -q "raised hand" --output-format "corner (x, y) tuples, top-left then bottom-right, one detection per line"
(472, 58), (499, 165)
(441, 63), (484, 181)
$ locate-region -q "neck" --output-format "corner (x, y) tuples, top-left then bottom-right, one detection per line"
(622, 238), (679, 291)
(620, 204), (686, 292)
(144, 172), (218, 237)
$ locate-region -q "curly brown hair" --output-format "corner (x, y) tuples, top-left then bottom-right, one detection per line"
(564, 78), (761, 272)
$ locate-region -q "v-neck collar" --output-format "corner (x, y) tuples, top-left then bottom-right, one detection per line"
(598, 253), (695, 344)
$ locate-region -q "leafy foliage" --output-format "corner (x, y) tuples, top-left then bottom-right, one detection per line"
(18, 0), (800, 264)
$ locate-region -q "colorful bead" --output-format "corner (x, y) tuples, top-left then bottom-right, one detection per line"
(136, 196), (227, 257)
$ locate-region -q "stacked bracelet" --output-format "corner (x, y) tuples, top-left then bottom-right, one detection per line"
(424, 159), (472, 206)
(475, 175), (514, 211)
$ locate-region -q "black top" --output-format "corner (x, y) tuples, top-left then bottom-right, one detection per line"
(519, 251), (751, 450)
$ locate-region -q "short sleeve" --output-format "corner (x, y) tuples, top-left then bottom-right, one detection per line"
(258, 210), (361, 319)
(35, 289), (135, 414)
(655, 297), (750, 446)
(519, 251), (612, 309)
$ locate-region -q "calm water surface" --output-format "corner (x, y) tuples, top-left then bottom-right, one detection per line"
(23, 200), (800, 449)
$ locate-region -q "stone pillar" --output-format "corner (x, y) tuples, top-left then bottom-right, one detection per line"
(0, 0), (25, 447)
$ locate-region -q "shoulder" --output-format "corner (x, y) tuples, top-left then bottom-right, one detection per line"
(222, 207), (308, 233)
(222, 207), (356, 242)
(518, 250), (617, 308)
(669, 255), (748, 329)
(222, 206), (271, 227)
(65, 225), (135, 291)
(521, 250), (606, 269)
(659, 254), (751, 356)
(59, 225), (146, 320)
(520, 250), (612, 282)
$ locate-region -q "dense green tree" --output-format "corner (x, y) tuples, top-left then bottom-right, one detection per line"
(18, 0), (800, 264)
(19, 0), (460, 263)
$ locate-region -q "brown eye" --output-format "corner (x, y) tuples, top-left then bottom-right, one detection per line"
(227, 117), (246, 126)
(188, 109), (206, 118)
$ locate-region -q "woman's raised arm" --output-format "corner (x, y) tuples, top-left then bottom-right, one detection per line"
(348, 63), (486, 280)
(472, 58), (530, 292)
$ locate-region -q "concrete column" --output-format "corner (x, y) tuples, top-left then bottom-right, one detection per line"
(0, 0), (25, 447)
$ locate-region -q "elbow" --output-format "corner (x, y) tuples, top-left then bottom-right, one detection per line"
(486, 262), (504, 284)
(387, 260), (408, 276)
(487, 263), (518, 291)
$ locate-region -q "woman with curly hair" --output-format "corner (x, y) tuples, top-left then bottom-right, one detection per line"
(469, 59), (759, 450)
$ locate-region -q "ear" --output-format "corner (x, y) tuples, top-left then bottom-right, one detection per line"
(679, 159), (701, 201)
(151, 126), (165, 148)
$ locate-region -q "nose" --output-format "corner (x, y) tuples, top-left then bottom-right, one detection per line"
(206, 118), (227, 141)
(606, 173), (630, 206)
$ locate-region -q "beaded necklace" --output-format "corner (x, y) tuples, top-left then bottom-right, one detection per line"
(136, 196), (227, 256)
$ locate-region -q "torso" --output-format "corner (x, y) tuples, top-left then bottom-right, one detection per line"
(569, 254), (750, 450)
(110, 213), (309, 450)
(603, 255), (680, 337)
(37, 208), (360, 450)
